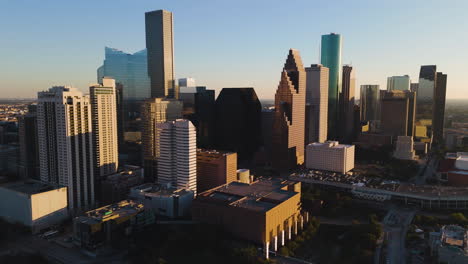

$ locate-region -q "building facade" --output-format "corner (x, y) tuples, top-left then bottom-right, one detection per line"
(215, 88), (262, 164)
(196, 149), (237, 193)
(380, 90), (416, 137)
(360, 85), (380, 122)
(141, 98), (182, 182)
(306, 141), (355, 174)
(145, 10), (177, 98)
(387, 75), (411, 91)
(272, 49), (306, 171)
(393, 136), (417, 160)
(90, 77), (119, 179)
(305, 64), (329, 144)
(18, 104), (39, 180)
(156, 119), (197, 194)
(339, 65), (356, 143)
(37, 86), (94, 209)
(321, 33), (342, 140)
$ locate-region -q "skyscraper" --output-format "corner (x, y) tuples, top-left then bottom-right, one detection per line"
(321, 33), (342, 140)
(37, 87), (94, 209)
(387, 75), (411, 91)
(97, 47), (150, 100)
(380, 90), (416, 137)
(272, 49), (306, 171)
(360, 85), (380, 122)
(141, 98), (182, 182)
(145, 10), (177, 99)
(433, 72), (447, 145)
(90, 77), (119, 179)
(305, 64), (329, 144)
(339, 65), (355, 143)
(215, 88), (262, 164)
(18, 104), (39, 180)
(156, 119), (196, 194)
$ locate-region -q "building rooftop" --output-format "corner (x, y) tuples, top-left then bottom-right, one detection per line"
(308, 141), (353, 149)
(130, 183), (193, 198)
(440, 225), (468, 253)
(396, 184), (468, 198)
(0, 180), (62, 195)
(196, 178), (299, 212)
(76, 200), (144, 225)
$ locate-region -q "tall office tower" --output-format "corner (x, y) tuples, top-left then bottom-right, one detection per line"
(18, 104), (39, 180)
(387, 75), (411, 91)
(305, 64), (329, 144)
(90, 77), (119, 180)
(380, 90), (416, 137)
(321, 33), (342, 139)
(353, 105), (361, 140)
(272, 49), (306, 171)
(115, 83), (124, 152)
(178, 77), (197, 117)
(196, 149), (237, 193)
(215, 88), (262, 164)
(145, 10), (177, 99)
(156, 119), (196, 194)
(141, 98), (182, 182)
(97, 47), (151, 100)
(194, 87), (216, 148)
(360, 85), (380, 122)
(433, 72), (447, 145)
(339, 65), (356, 143)
(37, 87), (94, 209)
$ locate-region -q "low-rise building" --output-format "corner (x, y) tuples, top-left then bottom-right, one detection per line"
(438, 152), (468, 186)
(306, 141), (355, 174)
(99, 165), (144, 205)
(129, 183), (194, 219)
(429, 225), (468, 264)
(0, 180), (68, 233)
(192, 178), (307, 259)
(393, 136), (418, 160)
(73, 200), (154, 251)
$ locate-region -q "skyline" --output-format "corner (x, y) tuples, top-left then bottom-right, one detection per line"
(1, 0), (467, 99)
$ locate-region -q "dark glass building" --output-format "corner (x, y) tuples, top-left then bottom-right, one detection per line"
(339, 65), (355, 143)
(18, 104), (39, 180)
(215, 88), (262, 164)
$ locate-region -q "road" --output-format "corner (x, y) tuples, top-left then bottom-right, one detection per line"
(378, 208), (415, 264)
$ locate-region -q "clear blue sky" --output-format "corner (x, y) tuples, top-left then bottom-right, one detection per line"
(0, 0), (467, 99)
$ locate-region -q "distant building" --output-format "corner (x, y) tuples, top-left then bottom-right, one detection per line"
(393, 136), (417, 160)
(192, 178), (307, 259)
(73, 200), (154, 251)
(141, 98), (182, 182)
(305, 64), (328, 144)
(306, 141), (355, 174)
(196, 149), (237, 193)
(0, 144), (19, 176)
(360, 85), (380, 123)
(145, 10), (177, 98)
(410, 83), (419, 93)
(321, 33), (342, 139)
(380, 90), (416, 137)
(260, 109), (275, 163)
(353, 133), (393, 149)
(129, 183), (194, 219)
(0, 180), (68, 233)
(387, 75), (410, 91)
(37, 86), (94, 209)
(156, 120), (197, 194)
(99, 165), (144, 205)
(18, 104), (39, 180)
(236, 169), (254, 184)
(97, 47), (150, 100)
(438, 152), (468, 186)
(272, 49), (306, 171)
(429, 225), (468, 264)
(339, 65), (356, 143)
(215, 88), (262, 163)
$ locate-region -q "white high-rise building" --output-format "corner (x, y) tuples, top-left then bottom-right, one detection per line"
(387, 75), (411, 91)
(305, 64), (329, 144)
(306, 141), (355, 174)
(37, 86), (94, 209)
(156, 119), (197, 194)
(90, 77), (119, 178)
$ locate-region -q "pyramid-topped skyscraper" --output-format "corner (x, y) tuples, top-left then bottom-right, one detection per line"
(272, 49), (306, 171)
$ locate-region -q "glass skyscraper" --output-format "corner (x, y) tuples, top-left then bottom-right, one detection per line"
(321, 33), (342, 140)
(97, 47), (150, 101)
(360, 85), (380, 122)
